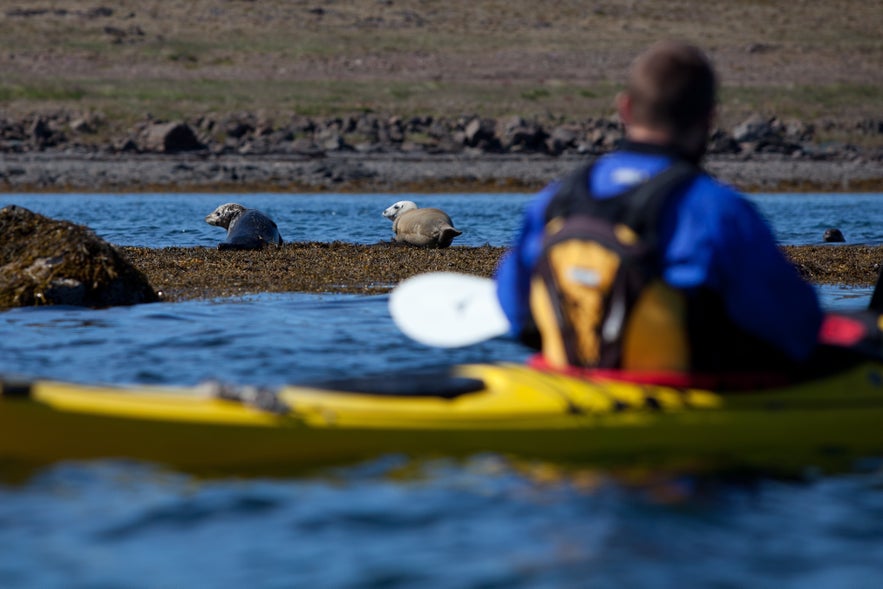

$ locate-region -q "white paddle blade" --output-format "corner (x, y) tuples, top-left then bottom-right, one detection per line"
(389, 272), (511, 348)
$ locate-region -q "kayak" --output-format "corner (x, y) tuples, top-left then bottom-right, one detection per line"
(3, 359), (883, 477)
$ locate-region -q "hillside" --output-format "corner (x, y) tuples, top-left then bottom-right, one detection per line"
(0, 0), (880, 192)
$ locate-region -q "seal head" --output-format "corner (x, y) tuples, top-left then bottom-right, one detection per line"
(823, 228), (845, 243)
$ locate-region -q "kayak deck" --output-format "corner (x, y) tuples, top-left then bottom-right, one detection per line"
(2, 362), (883, 477)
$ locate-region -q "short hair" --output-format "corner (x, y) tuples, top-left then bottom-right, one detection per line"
(625, 41), (717, 133)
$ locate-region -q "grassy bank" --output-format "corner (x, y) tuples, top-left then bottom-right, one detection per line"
(1, 0), (880, 146)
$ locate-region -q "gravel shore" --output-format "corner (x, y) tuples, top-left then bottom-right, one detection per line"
(2, 151), (883, 194)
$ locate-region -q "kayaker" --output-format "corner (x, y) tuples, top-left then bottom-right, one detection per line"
(494, 40), (824, 374)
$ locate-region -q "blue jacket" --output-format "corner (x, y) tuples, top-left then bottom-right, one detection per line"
(495, 142), (823, 363)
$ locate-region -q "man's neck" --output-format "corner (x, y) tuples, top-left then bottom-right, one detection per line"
(625, 126), (706, 164)
(626, 126), (672, 145)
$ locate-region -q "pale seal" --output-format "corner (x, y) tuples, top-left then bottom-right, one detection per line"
(205, 203), (284, 250)
(382, 200), (462, 248)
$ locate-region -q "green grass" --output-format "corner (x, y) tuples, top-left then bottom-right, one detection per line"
(719, 84), (882, 125)
(0, 83), (87, 102)
(0, 77), (622, 121)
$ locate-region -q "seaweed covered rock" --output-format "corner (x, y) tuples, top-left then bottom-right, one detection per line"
(0, 205), (159, 308)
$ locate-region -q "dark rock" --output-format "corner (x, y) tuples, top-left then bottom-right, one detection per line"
(225, 120), (254, 139)
(856, 119), (883, 135)
(732, 114), (774, 143)
(0, 206), (159, 308)
(114, 137), (140, 153)
(30, 117), (65, 148)
(141, 122), (204, 153)
(288, 115), (317, 135)
(707, 129), (741, 154)
(384, 117), (405, 143)
(496, 116), (548, 153)
(782, 118), (815, 142)
(463, 117), (500, 151)
(545, 124), (580, 155)
(69, 117), (95, 134)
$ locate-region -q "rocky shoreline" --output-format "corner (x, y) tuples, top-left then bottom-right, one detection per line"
(1, 111), (882, 193)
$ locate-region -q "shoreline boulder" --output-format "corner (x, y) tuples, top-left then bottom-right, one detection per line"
(0, 205), (159, 308)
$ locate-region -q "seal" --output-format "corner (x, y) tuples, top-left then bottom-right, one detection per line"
(823, 228), (845, 243)
(205, 203), (284, 250)
(382, 200), (462, 248)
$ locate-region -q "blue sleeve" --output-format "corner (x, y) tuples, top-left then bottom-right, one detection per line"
(661, 177), (823, 361)
(494, 183), (558, 337)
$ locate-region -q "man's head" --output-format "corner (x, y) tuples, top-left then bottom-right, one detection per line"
(617, 41), (717, 162)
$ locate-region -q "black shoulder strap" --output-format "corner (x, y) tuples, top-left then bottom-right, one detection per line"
(545, 164), (593, 222)
(545, 160), (700, 246)
(620, 160), (699, 245)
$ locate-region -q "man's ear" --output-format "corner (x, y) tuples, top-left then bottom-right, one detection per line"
(615, 92), (632, 125)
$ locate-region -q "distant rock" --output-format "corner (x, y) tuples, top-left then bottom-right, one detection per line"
(0, 205), (159, 308)
(141, 122), (204, 153)
(732, 114), (774, 143)
(464, 117), (499, 150)
(496, 116), (548, 153)
(0, 108), (877, 164)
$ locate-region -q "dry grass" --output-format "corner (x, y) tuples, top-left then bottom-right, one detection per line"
(0, 0), (880, 140)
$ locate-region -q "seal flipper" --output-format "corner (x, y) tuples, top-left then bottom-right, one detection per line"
(437, 226), (463, 248)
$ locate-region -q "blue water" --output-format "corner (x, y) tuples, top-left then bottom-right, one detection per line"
(1, 191), (882, 588)
(6, 191), (882, 248)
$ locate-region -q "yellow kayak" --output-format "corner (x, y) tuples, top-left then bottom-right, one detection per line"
(3, 361), (883, 477)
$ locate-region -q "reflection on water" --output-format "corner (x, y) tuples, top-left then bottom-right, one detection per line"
(1, 455), (882, 588)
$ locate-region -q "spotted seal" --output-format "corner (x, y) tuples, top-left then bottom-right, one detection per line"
(205, 203), (284, 250)
(382, 200), (462, 248)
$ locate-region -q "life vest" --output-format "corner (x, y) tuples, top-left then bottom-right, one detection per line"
(529, 161), (699, 371)
(532, 159), (801, 375)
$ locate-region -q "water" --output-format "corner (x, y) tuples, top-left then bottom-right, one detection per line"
(748, 192), (883, 246)
(0, 293), (530, 386)
(3, 192), (531, 248)
(1, 191), (882, 588)
(7, 191), (882, 248)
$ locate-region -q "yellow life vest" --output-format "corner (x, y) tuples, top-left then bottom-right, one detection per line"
(529, 162), (698, 371)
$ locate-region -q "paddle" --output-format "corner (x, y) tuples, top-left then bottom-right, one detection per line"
(388, 272), (509, 348)
(390, 265), (883, 353)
